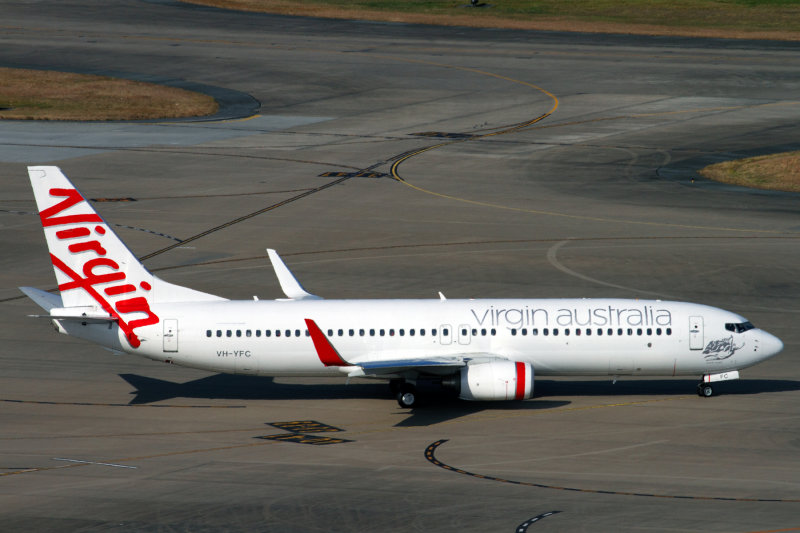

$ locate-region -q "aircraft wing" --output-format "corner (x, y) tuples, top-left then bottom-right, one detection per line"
(304, 318), (502, 378)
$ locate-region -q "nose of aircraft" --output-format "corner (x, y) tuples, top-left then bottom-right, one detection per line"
(760, 330), (784, 359)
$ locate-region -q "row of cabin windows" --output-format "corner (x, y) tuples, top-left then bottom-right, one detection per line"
(205, 328), (443, 338)
(506, 327), (672, 337)
(205, 326), (672, 338)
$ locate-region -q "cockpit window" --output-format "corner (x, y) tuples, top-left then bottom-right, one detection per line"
(725, 321), (755, 333)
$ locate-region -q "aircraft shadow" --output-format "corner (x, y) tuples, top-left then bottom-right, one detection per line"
(118, 373), (571, 427)
(119, 373), (389, 404)
(118, 374), (798, 427)
(535, 378), (800, 397)
(393, 396), (570, 427)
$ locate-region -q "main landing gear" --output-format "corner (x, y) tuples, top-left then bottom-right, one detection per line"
(391, 379), (418, 408)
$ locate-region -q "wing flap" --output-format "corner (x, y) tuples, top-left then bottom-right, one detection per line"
(358, 357), (466, 376)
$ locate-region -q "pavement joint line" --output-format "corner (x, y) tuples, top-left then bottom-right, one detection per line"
(52, 458), (137, 469)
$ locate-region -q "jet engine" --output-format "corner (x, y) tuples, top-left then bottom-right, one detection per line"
(444, 361), (533, 401)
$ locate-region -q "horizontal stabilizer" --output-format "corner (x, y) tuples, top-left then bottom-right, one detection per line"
(19, 286), (62, 311)
(29, 314), (117, 324)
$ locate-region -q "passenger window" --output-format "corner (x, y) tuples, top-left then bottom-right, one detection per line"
(431, 329), (436, 336)
(286, 329), (292, 337)
(390, 329), (395, 336)
(491, 328), (496, 336)
(246, 330), (252, 337)
(576, 329), (581, 336)
(627, 328), (633, 336)
(481, 328), (487, 336)
(305, 330), (310, 337)
(543, 328), (549, 336)
(511, 328), (517, 336)
(349, 329), (354, 337)
(617, 328), (623, 336)
(553, 329), (559, 336)
(338, 329), (343, 337)
(206, 330), (211, 337)
(216, 330), (222, 337)
(276, 330), (281, 337)
(647, 328), (652, 335)
(265, 330), (271, 337)
(637, 328), (642, 336)
(327, 329), (333, 337)
(226, 330), (232, 337)
(380, 329), (385, 337)
(521, 328), (527, 336)
(410, 329), (415, 336)
(666, 328), (672, 335)
(472, 328), (477, 336)
(256, 330), (261, 337)
(236, 330), (241, 337)
(565, 329), (570, 336)
(400, 329), (405, 336)
(359, 329), (365, 337)
(442, 329), (448, 336)
(420, 329), (426, 336)
(532, 328), (538, 336)
(370, 329), (375, 336)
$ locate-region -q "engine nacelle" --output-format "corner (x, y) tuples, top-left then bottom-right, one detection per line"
(454, 361), (533, 401)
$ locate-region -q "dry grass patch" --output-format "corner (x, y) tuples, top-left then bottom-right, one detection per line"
(0, 68), (218, 121)
(181, 0), (800, 40)
(699, 152), (800, 193)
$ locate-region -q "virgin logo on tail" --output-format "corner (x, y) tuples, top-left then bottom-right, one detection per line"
(43, 187), (159, 348)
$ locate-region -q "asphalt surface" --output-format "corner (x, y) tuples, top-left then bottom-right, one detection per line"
(1, 2), (799, 531)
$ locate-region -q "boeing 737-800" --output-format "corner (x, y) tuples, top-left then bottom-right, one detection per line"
(20, 166), (784, 407)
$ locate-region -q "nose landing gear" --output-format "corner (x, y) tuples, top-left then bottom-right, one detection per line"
(697, 383), (714, 397)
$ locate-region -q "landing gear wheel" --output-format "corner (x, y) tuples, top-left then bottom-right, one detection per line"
(697, 383), (714, 397)
(396, 383), (418, 408)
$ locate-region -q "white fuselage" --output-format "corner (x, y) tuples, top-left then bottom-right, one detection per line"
(60, 298), (782, 379)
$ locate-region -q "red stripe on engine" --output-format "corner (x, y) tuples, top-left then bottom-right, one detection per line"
(515, 361), (526, 400)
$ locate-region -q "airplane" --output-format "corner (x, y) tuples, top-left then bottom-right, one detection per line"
(20, 166), (784, 408)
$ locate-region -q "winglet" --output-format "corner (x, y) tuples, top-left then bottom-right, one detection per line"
(304, 318), (351, 367)
(267, 249), (322, 300)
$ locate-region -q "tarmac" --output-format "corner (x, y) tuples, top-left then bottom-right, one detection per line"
(1, 1), (799, 531)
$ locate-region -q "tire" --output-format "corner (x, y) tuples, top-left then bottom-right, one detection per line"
(396, 383), (417, 408)
(700, 384), (714, 397)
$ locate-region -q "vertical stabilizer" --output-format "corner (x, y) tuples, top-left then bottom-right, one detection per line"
(26, 166), (225, 347)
